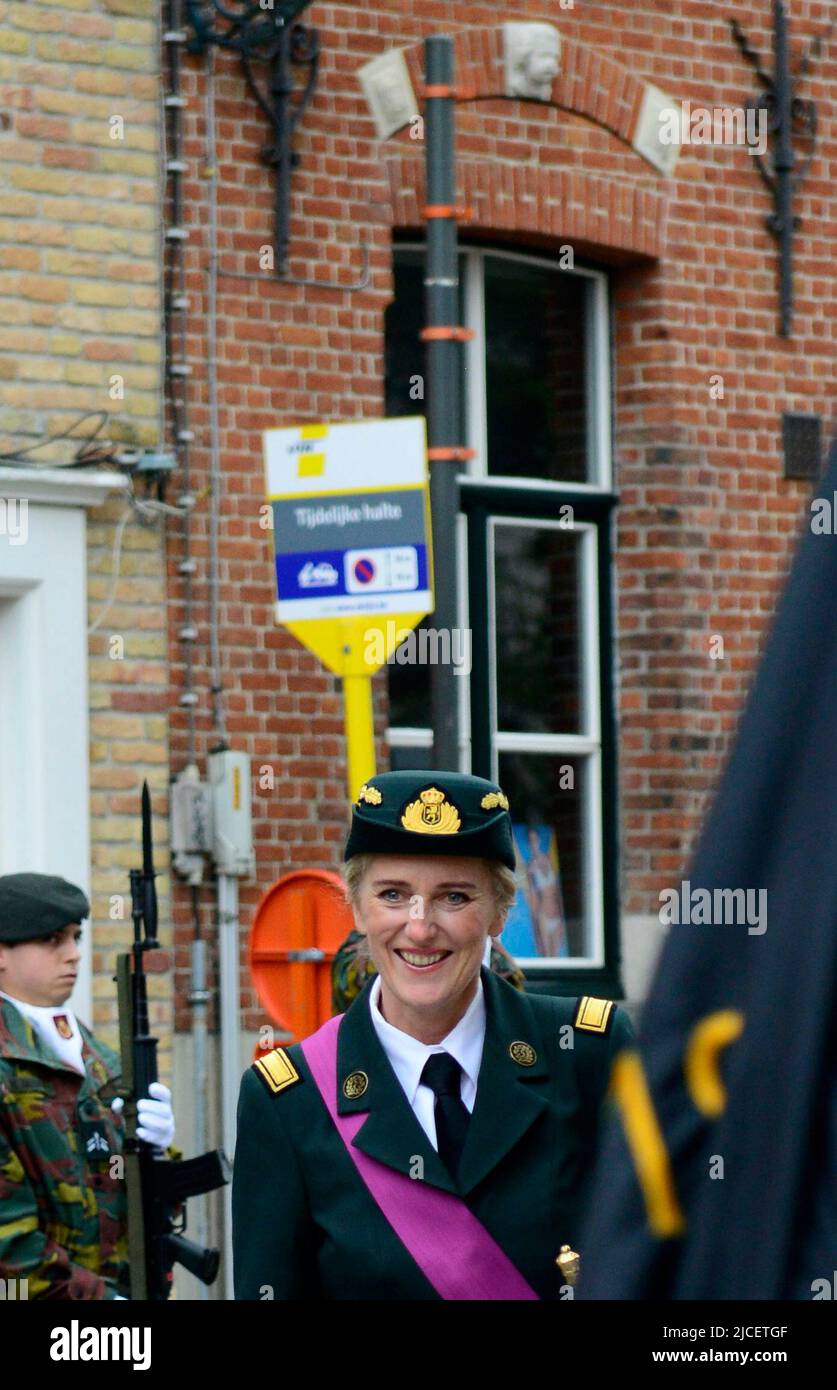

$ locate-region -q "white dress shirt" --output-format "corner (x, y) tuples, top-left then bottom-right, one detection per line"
(368, 973), (487, 1150)
(0, 990), (85, 1074)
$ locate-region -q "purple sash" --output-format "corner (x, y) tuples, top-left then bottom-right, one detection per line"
(301, 1014), (539, 1301)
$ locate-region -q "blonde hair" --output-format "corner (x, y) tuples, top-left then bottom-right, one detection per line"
(342, 853), (517, 919)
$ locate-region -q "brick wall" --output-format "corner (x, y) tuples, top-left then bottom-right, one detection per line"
(158, 0), (837, 1034)
(0, 0), (170, 1063)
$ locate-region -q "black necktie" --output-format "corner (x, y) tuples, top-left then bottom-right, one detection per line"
(420, 1052), (470, 1179)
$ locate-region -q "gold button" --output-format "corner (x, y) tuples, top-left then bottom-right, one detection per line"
(342, 1070), (369, 1099)
(509, 1040), (537, 1067)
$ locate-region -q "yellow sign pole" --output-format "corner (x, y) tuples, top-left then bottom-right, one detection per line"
(285, 613), (427, 801)
(339, 616), (376, 800)
(342, 673), (375, 800)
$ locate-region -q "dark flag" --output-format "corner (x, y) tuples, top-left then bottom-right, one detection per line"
(580, 444), (837, 1300)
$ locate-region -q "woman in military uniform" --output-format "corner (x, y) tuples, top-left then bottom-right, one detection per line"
(233, 771), (632, 1301)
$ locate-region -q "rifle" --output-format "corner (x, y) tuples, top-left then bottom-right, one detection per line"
(116, 781), (232, 1299)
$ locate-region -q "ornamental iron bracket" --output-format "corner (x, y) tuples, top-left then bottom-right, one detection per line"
(730, 1), (833, 337)
(185, 1), (319, 276)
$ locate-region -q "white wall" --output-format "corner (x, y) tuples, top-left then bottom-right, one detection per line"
(0, 469), (126, 1023)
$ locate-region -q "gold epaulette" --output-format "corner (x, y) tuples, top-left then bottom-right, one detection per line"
(252, 1047), (301, 1096)
(574, 996), (615, 1036)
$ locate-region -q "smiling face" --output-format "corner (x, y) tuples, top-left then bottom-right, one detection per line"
(350, 855), (505, 1044)
(0, 923), (82, 1007)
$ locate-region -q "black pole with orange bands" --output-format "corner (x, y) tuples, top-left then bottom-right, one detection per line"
(424, 35), (466, 770)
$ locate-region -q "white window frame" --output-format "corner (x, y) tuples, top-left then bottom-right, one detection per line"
(487, 515), (605, 967)
(387, 244), (612, 770)
(462, 245), (612, 489)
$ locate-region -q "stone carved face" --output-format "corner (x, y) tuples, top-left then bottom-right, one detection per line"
(504, 22), (561, 102)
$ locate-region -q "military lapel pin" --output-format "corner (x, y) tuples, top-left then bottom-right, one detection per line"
(342, 1070), (369, 1099)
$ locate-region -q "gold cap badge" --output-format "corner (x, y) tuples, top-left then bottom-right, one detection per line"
(509, 1040), (537, 1067)
(342, 1070), (369, 1100)
(400, 787), (461, 835)
(357, 784), (382, 806)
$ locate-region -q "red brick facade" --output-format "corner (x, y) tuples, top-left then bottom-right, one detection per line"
(162, 2), (837, 1033)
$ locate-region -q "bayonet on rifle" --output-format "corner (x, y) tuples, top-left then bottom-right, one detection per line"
(117, 781), (231, 1299)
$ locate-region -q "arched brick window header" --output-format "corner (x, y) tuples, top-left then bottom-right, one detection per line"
(399, 24), (649, 159)
(361, 24), (674, 261)
(384, 154), (667, 263)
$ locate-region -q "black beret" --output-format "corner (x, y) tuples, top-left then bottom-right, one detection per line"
(0, 873), (90, 944)
(344, 770), (516, 870)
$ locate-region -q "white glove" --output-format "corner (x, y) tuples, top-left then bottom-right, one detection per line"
(136, 1081), (175, 1150)
(111, 1097), (124, 1116)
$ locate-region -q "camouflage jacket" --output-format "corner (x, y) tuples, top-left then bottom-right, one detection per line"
(0, 997), (128, 1299)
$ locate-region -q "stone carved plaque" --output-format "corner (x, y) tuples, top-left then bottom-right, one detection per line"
(633, 83), (681, 176)
(503, 22), (561, 102)
(358, 49), (418, 140)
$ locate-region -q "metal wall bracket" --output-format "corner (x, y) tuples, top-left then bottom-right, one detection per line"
(730, 1), (833, 337)
(185, 1), (319, 275)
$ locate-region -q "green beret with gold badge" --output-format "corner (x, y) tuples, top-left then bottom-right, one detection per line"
(0, 872), (90, 944)
(344, 770), (516, 870)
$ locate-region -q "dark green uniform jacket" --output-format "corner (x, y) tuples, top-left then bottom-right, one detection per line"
(0, 998), (128, 1299)
(233, 967), (633, 1300)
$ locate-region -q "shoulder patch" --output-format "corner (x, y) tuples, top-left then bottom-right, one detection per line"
(252, 1047), (301, 1096)
(574, 996), (615, 1036)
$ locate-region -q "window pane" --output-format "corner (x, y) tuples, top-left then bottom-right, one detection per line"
(388, 743), (435, 772)
(498, 753), (592, 960)
(484, 257), (589, 482)
(385, 248), (466, 734)
(384, 247), (465, 421)
(493, 522), (584, 736)
(384, 249), (424, 419)
(385, 252), (432, 726)
(385, 615), (434, 728)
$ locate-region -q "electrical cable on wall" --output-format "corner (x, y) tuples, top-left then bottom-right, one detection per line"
(164, 0), (199, 763)
(0, 411), (116, 468)
(205, 44), (228, 746)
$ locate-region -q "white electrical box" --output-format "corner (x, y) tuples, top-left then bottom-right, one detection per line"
(208, 748), (254, 877)
(171, 764), (213, 855)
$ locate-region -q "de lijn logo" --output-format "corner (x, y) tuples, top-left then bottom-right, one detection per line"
(297, 560), (338, 589)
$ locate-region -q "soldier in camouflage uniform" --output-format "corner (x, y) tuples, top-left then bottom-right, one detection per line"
(0, 873), (175, 1299)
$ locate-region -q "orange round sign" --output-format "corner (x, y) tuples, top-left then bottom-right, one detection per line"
(248, 869), (353, 1046)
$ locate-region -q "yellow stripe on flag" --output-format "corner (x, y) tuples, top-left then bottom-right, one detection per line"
(684, 1009), (745, 1118)
(609, 1050), (686, 1237)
